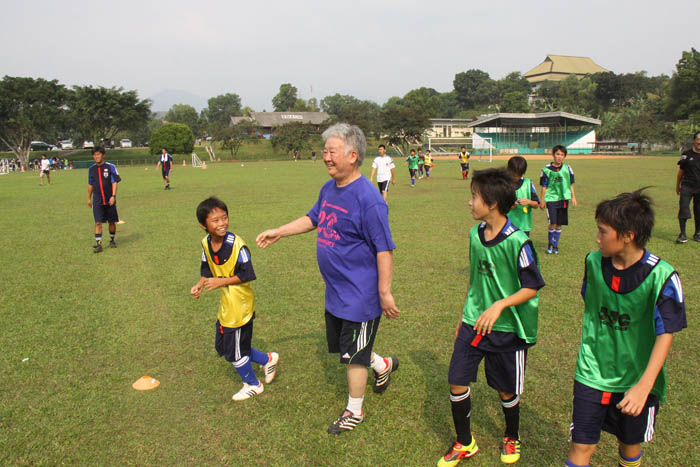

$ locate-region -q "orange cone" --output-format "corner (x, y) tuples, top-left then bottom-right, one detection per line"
(202, 161), (207, 169)
(132, 376), (160, 390)
(21, 165), (25, 172)
(182, 159), (186, 166)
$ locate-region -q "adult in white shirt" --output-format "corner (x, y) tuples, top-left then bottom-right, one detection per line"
(39, 154), (51, 185)
(369, 144), (395, 201)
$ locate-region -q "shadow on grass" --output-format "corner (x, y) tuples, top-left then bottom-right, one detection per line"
(410, 350), (453, 443)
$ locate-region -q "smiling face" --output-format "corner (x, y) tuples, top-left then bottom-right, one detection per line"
(202, 207), (229, 239)
(323, 136), (357, 183)
(92, 150), (105, 165)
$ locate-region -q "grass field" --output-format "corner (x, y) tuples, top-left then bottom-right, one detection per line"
(0, 156), (697, 466)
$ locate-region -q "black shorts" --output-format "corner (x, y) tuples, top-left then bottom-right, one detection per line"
(448, 323), (528, 394)
(377, 180), (390, 193)
(570, 381), (659, 445)
(215, 317), (254, 363)
(678, 185), (700, 219)
(409, 168), (417, 178)
(460, 163), (470, 171)
(92, 202), (119, 223)
(546, 201), (569, 226)
(162, 168), (170, 178)
(325, 311), (380, 366)
(42, 169), (50, 175)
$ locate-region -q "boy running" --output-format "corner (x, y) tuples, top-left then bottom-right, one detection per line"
(370, 144), (396, 201)
(458, 146), (470, 180)
(406, 149), (419, 187)
(439, 168), (545, 466)
(190, 197), (279, 401)
(506, 156), (539, 236)
(418, 149), (425, 179)
(566, 189), (686, 467)
(539, 145), (577, 254)
(424, 150), (433, 179)
(675, 130), (700, 243)
(87, 147), (121, 252)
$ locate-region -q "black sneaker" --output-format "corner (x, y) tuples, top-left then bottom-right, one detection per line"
(93, 243), (103, 253)
(676, 234), (688, 244)
(327, 409), (363, 434)
(109, 240), (117, 248)
(694, 233), (700, 242)
(373, 356), (399, 394)
(553, 246), (559, 255)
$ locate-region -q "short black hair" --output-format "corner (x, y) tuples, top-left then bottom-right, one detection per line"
(410, 149), (416, 153)
(507, 156), (528, 177)
(196, 197), (229, 226)
(595, 188), (654, 248)
(693, 130), (700, 140)
(93, 146), (106, 155)
(552, 145), (567, 155)
(471, 168), (517, 215)
(378, 144), (386, 150)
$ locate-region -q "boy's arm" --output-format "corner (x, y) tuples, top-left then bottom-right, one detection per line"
(391, 168), (396, 184)
(256, 215), (315, 248)
(190, 277), (206, 298)
(676, 169), (684, 195)
(110, 181), (117, 206)
(473, 288), (537, 335)
(201, 275), (244, 292)
(369, 167), (376, 182)
(377, 250), (400, 318)
(87, 185), (93, 207)
(616, 333), (673, 416)
(539, 186), (546, 209)
(570, 183), (577, 208)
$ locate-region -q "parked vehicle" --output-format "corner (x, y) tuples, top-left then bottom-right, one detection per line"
(120, 139), (132, 148)
(59, 140), (74, 150)
(83, 141), (94, 149)
(30, 141), (56, 151)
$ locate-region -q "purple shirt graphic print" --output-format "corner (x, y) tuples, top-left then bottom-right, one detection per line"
(307, 176), (396, 322)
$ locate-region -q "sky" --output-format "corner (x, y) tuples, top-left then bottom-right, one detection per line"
(1, 0), (698, 112)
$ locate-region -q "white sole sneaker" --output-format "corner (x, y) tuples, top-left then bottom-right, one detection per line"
(264, 352), (279, 384)
(232, 382), (264, 401)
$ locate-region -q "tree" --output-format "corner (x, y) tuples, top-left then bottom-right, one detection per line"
(381, 99), (430, 154)
(70, 85), (151, 145)
(165, 104), (201, 136)
(270, 121), (316, 154)
(403, 87), (442, 117)
(320, 93), (381, 136)
(211, 119), (260, 158)
(149, 122), (194, 155)
(272, 83), (298, 112)
(307, 97), (320, 112)
(667, 48), (700, 120)
(497, 72), (530, 112)
(436, 91), (460, 118)
(453, 69), (498, 110)
(203, 93), (242, 127)
(0, 76), (70, 165)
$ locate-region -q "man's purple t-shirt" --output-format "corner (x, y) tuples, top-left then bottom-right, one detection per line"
(307, 176), (396, 322)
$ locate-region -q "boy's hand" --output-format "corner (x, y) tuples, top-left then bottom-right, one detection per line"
(256, 229), (281, 248)
(202, 277), (224, 291)
(380, 292), (400, 318)
(616, 383), (650, 417)
(539, 201), (545, 210)
(455, 321), (462, 338)
(473, 301), (505, 335)
(571, 197), (578, 208)
(87, 199), (92, 208)
(190, 284), (203, 299)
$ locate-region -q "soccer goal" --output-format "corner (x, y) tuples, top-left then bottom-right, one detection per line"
(427, 136), (493, 162)
(0, 159), (9, 175)
(205, 146), (216, 161)
(191, 152), (203, 168)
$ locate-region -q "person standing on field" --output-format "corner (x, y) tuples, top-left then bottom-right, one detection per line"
(675, 130), (700, 243)
(88, 147), (121, 253)
(156, 148), (173, 190)
(256, 123), (401, 435)
(370, 144), (396, 201)
(39, 154), (51, 185)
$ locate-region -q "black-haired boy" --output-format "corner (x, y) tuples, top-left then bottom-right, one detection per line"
(539, 145), (577, 254)
(507, 156), (539, 236)
(87, 147), (120, 252)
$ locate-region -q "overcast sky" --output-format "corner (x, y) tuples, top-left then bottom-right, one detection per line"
(1, 0), (697, 111)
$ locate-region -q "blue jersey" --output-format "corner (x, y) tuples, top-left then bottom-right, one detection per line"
(88, 162), (121, 205)
(307, 176), (396, 322)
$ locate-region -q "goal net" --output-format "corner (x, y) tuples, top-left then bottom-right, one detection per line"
(427, 136), (493, 162)
(0, 159), (9, 175)
(191, 152), (203, 168)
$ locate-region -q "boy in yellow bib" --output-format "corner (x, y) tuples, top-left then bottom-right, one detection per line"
(191, 197), (279, 401)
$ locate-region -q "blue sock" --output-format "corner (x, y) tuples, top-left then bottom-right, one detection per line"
(233, 357), (259, 385)
(565, 461), (589, 467)
(250, 348), (268, 365)
(618, 449), (641, 467)
(548, 229), (555, 246)
(553, 229), (562, 247)
(411, 177), (415, 185)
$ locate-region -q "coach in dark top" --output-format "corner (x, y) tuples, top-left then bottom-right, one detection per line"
(675, 131), (700, 243)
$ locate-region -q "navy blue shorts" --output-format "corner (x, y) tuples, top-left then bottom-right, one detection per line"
(570, 381), (659, 445)
(162, 168), (170, 178)
(92, 202), (119, 223)
(546, 201), (568, 226)
(460, 163), (470, 171)
(325, 311), (380, 366)
(448, 323), (528, 394)
(215, 316), (254, 363)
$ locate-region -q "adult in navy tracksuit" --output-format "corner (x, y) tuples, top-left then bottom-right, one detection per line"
(88, 146), (121, 253)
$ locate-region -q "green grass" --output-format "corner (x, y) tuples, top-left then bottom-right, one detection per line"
(0, 156), (697, 466)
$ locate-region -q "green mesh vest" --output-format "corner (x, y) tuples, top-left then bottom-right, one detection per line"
(462, 223), (539, 343)
(507, 178), (534, 232)
(575, 251), (675, 402)
(542, 163), (572, 202)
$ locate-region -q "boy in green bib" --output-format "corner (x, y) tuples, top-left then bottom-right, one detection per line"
(566, 189), (686, 467)
(438, 168), (545, 467)
(539, 145), (577, 254)
(406, 149), (419, 187)
(506, 156), (540, 236)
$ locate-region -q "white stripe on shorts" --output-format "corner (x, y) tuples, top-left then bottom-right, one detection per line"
(644, 406), (655, 442)
(234, 327), (241, 361)
(515, 350), (525, 394)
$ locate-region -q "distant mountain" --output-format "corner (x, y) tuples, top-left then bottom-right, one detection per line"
(148, 89), (208, 113)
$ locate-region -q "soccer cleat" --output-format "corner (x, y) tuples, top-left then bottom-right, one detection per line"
(109, 240), (117, 248)
(373, 357), (399, 393)
(263, 352), (279, 384)
(437, 439), (479, 467)
(93, 243), (103, 253)
(693, 233), (700, 242)
(327, 409), (363, 434)
(676, 233), (688, 244)
(500, 437), (521, 464)
(231, 382), (264, 401)
(546, 244), (553, 254)
(553, 246), (559, 255)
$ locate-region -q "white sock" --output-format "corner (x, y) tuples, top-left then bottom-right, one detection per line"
(370, 353), (388, 373)
(346, 396), (364, 416)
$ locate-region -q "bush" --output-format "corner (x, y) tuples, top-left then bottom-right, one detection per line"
(149, 123), (194, 155)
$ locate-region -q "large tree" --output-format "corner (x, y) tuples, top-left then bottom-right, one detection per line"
(70, 85), (151, 145)
(381, 98), (430, 154)
(496, 72), (530, 113)
(203, 93), (242, 130)
(0, 76), (69, 165)
(321, 93), (381, 136)
(402, 87), (442, 117)
(270, 121), (317, 155)
(165, 104), (201, 136)
(667, 48), (700, 120)
(272, 83), (298, 112)
(211, 119), (260, 158)
(453, 69), (498, 110)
